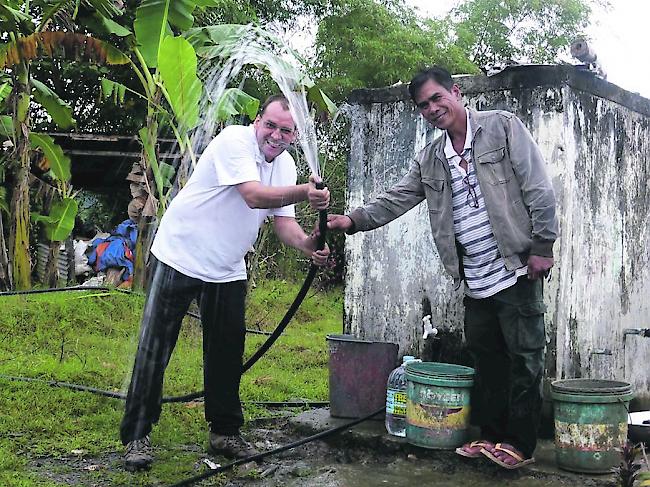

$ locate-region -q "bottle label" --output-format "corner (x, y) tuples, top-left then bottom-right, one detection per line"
(386, 388), (407, 417)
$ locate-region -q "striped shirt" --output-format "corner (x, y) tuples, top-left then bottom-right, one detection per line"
(444, 111), (527, 299)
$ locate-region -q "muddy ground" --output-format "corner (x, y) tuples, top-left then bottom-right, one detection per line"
(29, 415), (618, 487)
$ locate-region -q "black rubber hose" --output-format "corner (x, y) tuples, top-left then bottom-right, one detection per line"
(0, 374), (328, 408)
(0, 374), (127, 400)
(240, 183), (328, 374)
(158, 185), (330, 402)
(315, 181), (329, 250)
(0, 286), (130, 296)
(168, 407), (384, 487)
(162, 197), (328, 403)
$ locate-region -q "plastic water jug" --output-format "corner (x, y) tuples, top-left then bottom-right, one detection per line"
(385, 355), (420, 437)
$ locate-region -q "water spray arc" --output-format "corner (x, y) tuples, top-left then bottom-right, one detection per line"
(185, 24), (335, 177)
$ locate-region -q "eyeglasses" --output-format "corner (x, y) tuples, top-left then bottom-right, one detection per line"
(462, 174), (479, 208)
(262, 120), (295, 137)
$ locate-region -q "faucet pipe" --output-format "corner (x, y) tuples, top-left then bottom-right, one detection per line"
(623, 328), (650, 338)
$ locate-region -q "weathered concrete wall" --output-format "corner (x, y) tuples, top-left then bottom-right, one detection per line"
(346, 65), (650, 406)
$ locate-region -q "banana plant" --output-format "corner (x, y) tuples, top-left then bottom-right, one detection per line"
(92, 0), (219, 290)
(0, 0), (128, 289)
(90, 0), (210, 219)
(0, 76), (12, 289)
(29, 133), (78, 286)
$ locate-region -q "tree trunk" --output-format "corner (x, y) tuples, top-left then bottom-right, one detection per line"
(9, 157), (32, 290)
(66, 237), (75, 285)
(8, 61), (32, 290)
(41, 185), (60, 287)
(132, 216), (156, 292)
(131, 94), (161, 292)
(44, 240), (60, 288)
(0, 211), (11, 290)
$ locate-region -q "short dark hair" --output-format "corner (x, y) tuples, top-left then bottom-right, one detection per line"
(408, 66), (454, 102)
(259, 94), (290, 116)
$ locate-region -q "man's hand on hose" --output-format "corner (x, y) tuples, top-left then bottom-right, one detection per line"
(326, 214), (354, 233)
(307, 175), (330, 210)
(304, 235), (330, 267)
(302, 220), (330, 266)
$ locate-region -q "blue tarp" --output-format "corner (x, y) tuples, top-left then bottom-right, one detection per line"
(86, 219), (138, 282)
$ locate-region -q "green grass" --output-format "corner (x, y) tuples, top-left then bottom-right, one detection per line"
(0, 281), (343, 486)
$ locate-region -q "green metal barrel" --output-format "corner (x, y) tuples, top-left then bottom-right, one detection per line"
(551, 379), (634, 473)
(405, 362), (474, 449)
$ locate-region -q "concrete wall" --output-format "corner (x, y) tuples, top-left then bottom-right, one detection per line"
(345, 65), (650, 406)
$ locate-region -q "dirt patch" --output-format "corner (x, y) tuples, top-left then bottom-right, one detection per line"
(28, 417), (617, 487)
(31, 451), (124, 487)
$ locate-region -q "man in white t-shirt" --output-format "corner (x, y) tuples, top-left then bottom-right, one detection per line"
(120, 95), (330, 471)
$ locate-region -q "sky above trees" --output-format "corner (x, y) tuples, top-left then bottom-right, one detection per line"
(406, 0), (650, 98)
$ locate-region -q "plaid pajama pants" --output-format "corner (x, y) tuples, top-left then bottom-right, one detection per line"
(120, 256), (247, 444)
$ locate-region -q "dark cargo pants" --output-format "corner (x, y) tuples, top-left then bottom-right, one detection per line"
(120, 257), (247, 444)
(464, 276), (545, 458)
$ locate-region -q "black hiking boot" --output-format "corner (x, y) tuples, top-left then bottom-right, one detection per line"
(209, 433), (260, 461)
(124, 435), (153, 471)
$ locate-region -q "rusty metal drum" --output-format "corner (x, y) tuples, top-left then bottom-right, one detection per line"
(326, 334), (399, 418)
(551, 379), (634, 473)
(405, 362), (475, 449)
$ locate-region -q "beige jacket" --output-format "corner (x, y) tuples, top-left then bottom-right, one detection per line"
(348, 108), (559, 283)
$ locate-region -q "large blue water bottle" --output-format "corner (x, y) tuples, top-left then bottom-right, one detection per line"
(385, 355), (420, 437)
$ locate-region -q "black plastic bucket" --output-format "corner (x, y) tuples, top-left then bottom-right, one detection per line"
(326, 334), (399, 418)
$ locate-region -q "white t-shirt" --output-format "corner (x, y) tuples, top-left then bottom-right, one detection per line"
(151, 125), (297, 283)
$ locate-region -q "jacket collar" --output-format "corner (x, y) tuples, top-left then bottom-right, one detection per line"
(467, 108), (482, 134)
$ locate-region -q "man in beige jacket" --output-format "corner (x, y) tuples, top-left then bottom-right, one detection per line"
(328, 66), (558, 469)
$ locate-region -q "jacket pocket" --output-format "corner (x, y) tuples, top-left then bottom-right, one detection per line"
(476, 147), (511, 185)
(422, 177), (445, 213)
(517, 301), (546, 350)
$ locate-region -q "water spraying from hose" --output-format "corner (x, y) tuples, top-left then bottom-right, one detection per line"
(189, 24), (326, 178)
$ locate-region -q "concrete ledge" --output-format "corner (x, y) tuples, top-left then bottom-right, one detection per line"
(348, 65), (650, 117)
(289, 408), (617, 486)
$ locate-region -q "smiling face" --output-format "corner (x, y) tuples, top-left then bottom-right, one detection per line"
(253, 101), (297, 162)
(413, 78), (465, 132)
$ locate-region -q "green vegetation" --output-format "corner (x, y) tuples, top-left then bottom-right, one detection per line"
(453, 0), (592, 69)
(311, 0), (593, 101)
(0, 281), (342, 485)
(313, 0), (480, 101)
